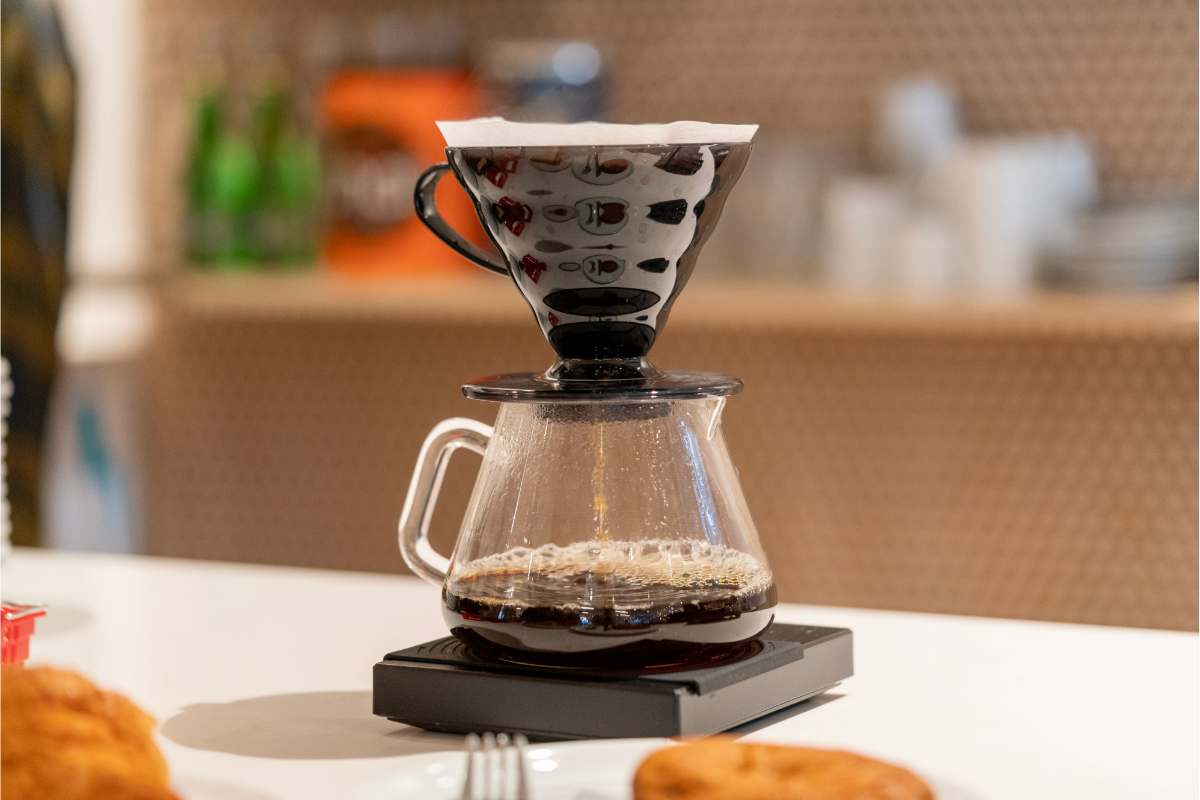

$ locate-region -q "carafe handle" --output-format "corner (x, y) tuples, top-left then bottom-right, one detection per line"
(398, 417), (493, 585)
(414, 163), (509, 275)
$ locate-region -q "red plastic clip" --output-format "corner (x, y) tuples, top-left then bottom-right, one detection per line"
(2, 602), (47, 665)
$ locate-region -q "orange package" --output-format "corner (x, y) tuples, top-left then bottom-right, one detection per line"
(322, 68), (486, 276)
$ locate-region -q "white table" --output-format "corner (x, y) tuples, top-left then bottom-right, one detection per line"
(4, 549), (1196, 799)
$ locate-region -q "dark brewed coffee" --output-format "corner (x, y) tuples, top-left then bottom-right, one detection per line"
(442, 540), (777, 666)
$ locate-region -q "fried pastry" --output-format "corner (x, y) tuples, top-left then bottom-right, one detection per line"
(1, 666), (178, 800)
(633, 737), (933, 800)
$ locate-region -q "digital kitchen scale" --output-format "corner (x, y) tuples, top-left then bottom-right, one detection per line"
(373, 623), (852, 740)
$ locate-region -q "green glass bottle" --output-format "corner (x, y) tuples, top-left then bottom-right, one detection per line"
(185, 82), (223, 264)
(251, 66), (320, 266)
(249, 76), (285, 264)
(204, 79), (261, 269)
(266, 124), (321, 265)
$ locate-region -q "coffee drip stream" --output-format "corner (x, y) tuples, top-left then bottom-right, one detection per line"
(397, 119), (777, 666)
(591, 423), (609, 544)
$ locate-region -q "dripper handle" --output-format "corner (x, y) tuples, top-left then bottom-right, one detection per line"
(398, 417), (493, 585)
(414, 164), (509, 276)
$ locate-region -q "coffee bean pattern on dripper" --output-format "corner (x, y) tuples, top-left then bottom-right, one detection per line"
(451, 143), (727, 361)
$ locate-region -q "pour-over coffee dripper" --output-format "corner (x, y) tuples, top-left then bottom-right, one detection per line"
(398, 119), (774, 665)
(414, 119), (754, 382)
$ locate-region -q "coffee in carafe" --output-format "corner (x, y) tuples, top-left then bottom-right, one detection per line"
(444, 540), (778, 662)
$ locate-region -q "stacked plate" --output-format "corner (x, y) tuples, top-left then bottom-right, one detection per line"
(1049, 197), (1199, 289)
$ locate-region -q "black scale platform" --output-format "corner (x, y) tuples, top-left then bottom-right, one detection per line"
(373, 623), (853, 740)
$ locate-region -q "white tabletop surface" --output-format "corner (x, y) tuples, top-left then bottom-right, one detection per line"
(3, 548), (1196, 799)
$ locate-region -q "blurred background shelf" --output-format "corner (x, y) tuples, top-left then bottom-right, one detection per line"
(10, 0), (1194, 634)
(162, 270), (1199, 336)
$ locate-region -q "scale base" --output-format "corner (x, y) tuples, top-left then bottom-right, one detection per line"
(373, 623), (853, 740)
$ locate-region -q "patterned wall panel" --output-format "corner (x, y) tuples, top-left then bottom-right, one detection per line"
(140, 288), (1198, 630)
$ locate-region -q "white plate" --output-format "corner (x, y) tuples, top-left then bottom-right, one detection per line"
(354, 738), (977, 800)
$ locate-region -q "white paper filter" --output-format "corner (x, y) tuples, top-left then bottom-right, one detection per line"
(436, 117), (758, 148)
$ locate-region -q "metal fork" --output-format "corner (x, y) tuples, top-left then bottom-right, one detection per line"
(460, 731), (531, 800)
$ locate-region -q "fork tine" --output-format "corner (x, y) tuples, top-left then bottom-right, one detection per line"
(466, 731), (530, 800)
(495, 733), (511, 800)
(481, 731), (497, 800)
(461, 733), (480, 800)
(513, 733), (530, 800)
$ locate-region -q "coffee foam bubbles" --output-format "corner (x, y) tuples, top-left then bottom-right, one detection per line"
(448, 539), (773, 611)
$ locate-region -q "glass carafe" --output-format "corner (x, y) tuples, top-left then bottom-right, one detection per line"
(398, 392), (776, 665)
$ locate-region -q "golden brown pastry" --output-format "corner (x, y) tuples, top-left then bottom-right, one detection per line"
(1, 666), (179, 800)
(633, 737), (934, 800)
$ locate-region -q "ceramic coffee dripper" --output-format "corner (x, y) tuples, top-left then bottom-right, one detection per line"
(414, 124), (753, 380)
